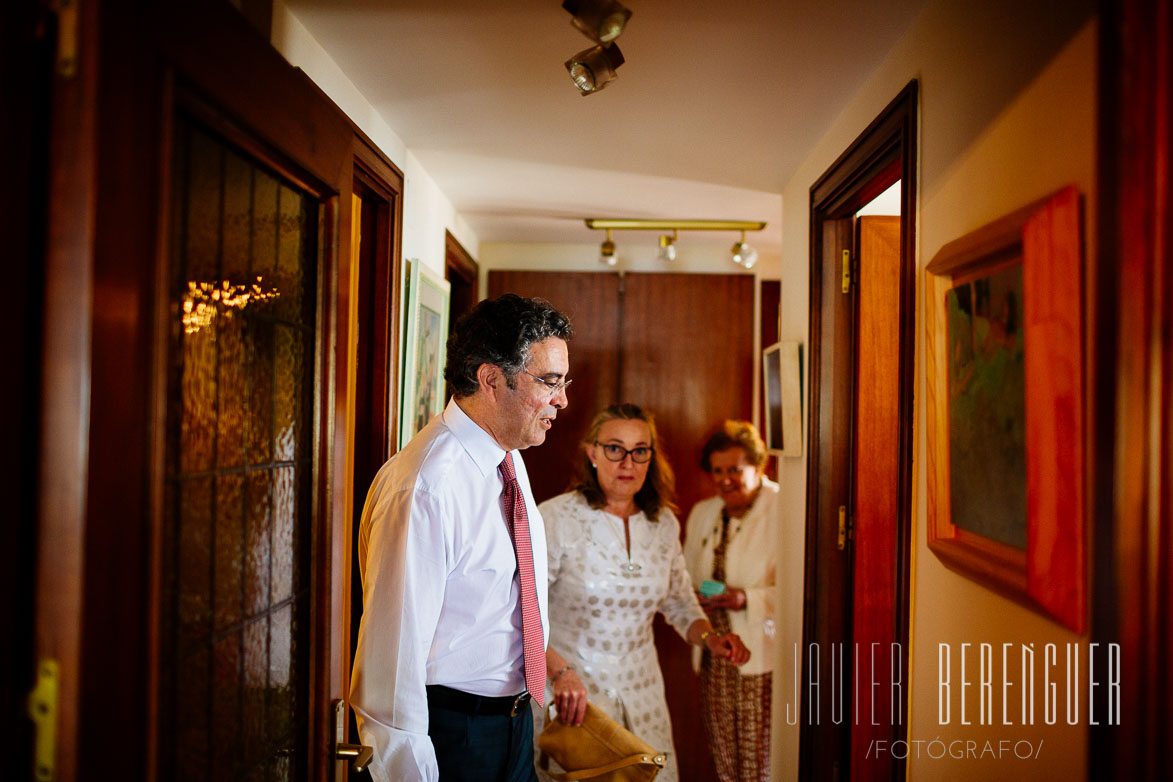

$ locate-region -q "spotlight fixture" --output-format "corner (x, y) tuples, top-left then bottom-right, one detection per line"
(731, 231), (759, 269)
(599, 229), (617, 266)
(562, 0), (632, 45)
(566, 43), (625, 95)
(657, 231), (677, 263)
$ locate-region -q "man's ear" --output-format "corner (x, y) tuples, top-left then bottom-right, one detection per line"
(476, 363), (501, 398)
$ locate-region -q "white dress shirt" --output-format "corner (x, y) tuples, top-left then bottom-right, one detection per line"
(350, 397), (549, 782)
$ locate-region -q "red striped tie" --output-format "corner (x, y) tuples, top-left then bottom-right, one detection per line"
(499, 453), (546, 706)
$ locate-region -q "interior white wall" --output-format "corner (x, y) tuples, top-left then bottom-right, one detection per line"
(270, 0), (479, 277)
(773, 0), (1096, 779)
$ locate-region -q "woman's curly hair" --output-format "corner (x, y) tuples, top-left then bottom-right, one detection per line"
(699, 420), (767, 472)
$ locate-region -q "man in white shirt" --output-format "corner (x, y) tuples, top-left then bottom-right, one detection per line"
(351, 294), (573, 782)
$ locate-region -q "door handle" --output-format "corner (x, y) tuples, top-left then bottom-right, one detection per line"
(336, 743), (373, 773)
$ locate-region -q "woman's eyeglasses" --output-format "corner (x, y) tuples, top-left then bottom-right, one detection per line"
(595, 442), (655, 464)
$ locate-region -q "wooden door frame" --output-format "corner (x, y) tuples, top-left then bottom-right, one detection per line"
(30, 1), (100, 779)
(1090, 0), (1172, 776)
(445, 229), (479, 299)
(344, 128), (405, 742)
(801, 81), (917, 781)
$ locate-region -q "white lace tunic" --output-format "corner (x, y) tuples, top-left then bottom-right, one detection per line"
(535, 491), (706, 782)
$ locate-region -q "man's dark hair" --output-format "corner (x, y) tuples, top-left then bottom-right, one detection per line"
(444, 294), (573, 398)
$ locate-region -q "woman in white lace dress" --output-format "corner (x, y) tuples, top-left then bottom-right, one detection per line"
(534, 403), (750, 782)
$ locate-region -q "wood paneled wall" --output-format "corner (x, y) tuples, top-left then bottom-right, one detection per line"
(620, 273), (755, 515)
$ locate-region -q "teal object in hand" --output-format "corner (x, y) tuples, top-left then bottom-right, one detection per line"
(700, 579), (726, 597)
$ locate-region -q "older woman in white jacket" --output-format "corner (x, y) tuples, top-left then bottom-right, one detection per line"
(684, 420), (777, 782)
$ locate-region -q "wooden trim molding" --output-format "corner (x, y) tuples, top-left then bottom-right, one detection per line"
(445, 230), (478, 286)
(33, 2), (101, 778)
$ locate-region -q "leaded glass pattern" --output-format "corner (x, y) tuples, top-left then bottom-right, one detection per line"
(161, 113), (317, 782)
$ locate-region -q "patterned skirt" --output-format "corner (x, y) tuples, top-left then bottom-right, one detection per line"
(699, 633), (772, 782)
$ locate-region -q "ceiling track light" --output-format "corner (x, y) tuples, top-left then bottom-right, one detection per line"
(585, 219), (766, 267)
(566, 43), (624, 95)
(731, 230), (760, 269)
(599, 228), (617, 266)
(562, 0), (632, 45)
(657, 231), (677, 262)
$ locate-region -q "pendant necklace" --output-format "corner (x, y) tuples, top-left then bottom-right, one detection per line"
(603, 511), (642, 573)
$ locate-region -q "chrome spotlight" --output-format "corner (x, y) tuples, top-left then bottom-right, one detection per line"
(657, 232), (677, 262)
(562, 0), (632, 44)
(731, 231), (759, 269)
(599, 229), (618, 265)
(566, 43), (624, 95)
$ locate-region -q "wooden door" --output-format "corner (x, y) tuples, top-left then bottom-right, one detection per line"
(488, 271), (622, 501)
(620, 273), (755, 517)
(804, 217), (858, 780)
(32, 3), (356, 779)
(805, 215), (907, 782)
(850, 216), (903, 780)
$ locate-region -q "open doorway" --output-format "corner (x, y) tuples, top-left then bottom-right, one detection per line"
(444, 232), (479, 328)
(801, 82), (917, 782)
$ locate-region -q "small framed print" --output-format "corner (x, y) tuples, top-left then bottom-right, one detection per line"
(762, 341), (802, 457)
(399, 261), (450, 449)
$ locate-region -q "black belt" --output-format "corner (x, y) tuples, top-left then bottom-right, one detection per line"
(426, 685), (531, 717)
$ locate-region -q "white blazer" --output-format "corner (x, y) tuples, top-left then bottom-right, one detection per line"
(683, 478), (779, 676)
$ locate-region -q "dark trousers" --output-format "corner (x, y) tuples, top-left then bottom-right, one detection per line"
(427, 687), (538, 782)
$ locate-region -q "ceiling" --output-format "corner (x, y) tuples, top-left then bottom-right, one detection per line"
(284, 0), (928, 253)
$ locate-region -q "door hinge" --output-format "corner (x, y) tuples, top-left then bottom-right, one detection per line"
(837, 505), (854, 550)
(841, 250), (852, 294)
(29, 659), (59, 781)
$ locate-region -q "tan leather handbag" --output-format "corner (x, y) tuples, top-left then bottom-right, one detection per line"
(537, 702), (666, 781)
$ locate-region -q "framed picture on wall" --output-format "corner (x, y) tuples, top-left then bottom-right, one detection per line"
(762, 341), (803, 457)
(923, 185), (1085, 632)
(399, 260), (451, 450)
